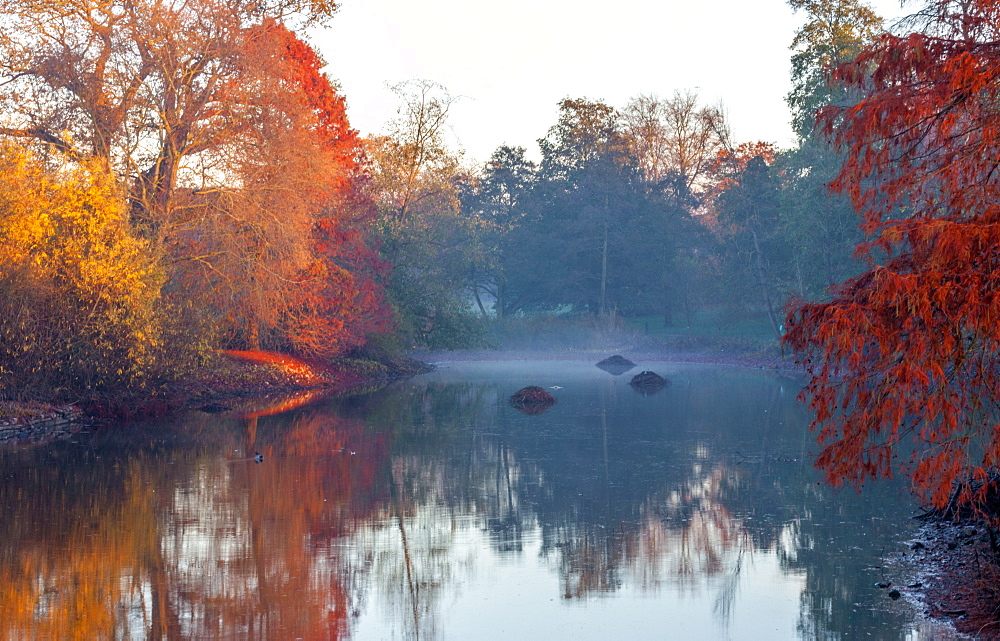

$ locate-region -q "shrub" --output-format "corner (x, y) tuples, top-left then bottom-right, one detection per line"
(0, 145), (173, 401)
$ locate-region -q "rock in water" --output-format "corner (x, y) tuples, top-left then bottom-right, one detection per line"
(596, 355), (637, 375)
(509, 386), (557, 415)
(629, 371), (670, 394)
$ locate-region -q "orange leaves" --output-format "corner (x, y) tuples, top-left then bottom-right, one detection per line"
(168, 21), (389, 358)
(708, 141), (777, 194)
(0, 144), (166, 399)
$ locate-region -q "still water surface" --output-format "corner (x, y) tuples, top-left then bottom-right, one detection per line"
(0, 360), (958, 639)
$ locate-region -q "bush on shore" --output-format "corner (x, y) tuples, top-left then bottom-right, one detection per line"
(0, 145), (202, 404)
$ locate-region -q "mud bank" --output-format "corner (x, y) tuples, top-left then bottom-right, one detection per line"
(905, 518), (1000, 639)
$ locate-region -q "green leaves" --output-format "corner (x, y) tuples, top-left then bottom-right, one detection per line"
(787, 0), (883, 139)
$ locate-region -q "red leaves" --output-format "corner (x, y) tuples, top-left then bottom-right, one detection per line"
(229, 21), (389, 356)
(786, 0), (1000, 516)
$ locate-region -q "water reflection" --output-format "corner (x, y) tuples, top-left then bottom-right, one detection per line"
(0, 362), (937, 640)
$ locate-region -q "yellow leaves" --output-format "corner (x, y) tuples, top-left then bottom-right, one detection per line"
(0, 142), (166, 397)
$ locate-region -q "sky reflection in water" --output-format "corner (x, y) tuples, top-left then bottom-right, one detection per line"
(0, 360), (957, 639)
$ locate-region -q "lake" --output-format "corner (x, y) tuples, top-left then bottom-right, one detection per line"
(0, 359), (962, 639)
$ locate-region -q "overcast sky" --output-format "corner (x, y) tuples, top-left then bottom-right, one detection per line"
(309, 0), (907, 165)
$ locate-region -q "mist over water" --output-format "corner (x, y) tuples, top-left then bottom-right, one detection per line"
(0, 360), (959, 639)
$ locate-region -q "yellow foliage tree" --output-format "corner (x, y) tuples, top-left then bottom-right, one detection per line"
(0, 143), (165, 400)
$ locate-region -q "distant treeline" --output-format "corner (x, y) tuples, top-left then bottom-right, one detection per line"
(374, 0), (879, 348)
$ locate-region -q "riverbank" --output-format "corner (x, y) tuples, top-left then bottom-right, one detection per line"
(905, 517), (1000, 639)
(0, 402), (83, 445)
(0, 344), (788, 444)
(172, 349), (432, 408)
(410, 345), (798, 372)
(0, 349), (432, 444)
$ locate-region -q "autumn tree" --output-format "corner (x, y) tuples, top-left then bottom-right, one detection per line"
(0, 0), (390, 365)
(780, 0), (883, 299)
(784, 0), (1000, 513)
(0, 143), (164, 400)
(622, 91), (729, 196)
(366, 80), (483, 348)
(170, 20), (387, 355)
(786, 0), (883, 138)
(620, 92), (731, 326)
(369, 80), (459, 221)
(0, 0), (337, 229)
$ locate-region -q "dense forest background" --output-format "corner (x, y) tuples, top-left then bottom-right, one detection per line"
(0, 0), (878, 400)
(365, 0), (881, 352)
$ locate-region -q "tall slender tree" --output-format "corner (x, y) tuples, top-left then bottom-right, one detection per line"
(365, 81), (482, 348)
(780, 0), (883, 300)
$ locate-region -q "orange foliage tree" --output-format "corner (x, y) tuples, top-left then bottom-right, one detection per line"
(171, 20), (389, 355)
(0, 0), (389, 370)
(707, 141), (778, 194)
(784, 0), (1000, 513)
(272, 22), (391, 353)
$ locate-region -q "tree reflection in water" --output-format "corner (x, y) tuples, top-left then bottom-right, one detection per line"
(0, 398), (390, 639)
(345, 364), (924, 639)
(0, 363), (930, 640)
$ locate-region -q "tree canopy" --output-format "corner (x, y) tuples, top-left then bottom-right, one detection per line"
(0, 0), (389, 398)
(786, 0), (1000, 513)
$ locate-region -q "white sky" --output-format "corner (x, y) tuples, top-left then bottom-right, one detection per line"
(309, 0), (908, 165)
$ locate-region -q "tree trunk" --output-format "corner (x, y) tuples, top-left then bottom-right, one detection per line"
(473, 287), (489, 318)
(599, 222), (608, 317)
(750, 227), (782, 341)
(248, 322), (261, 351)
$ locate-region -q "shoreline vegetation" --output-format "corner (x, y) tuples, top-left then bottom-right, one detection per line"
(0, 332), (792, 443)
(0, 348), (432, 445)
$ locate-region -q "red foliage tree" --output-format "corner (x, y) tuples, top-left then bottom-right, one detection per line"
(784, 0), (1000, 513)
(240, 21), (390, 355)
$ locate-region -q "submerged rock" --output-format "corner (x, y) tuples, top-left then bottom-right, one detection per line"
(509, 386), (557, 415)
(596, 355), (637, 376)
(629, 371), (670, 394)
